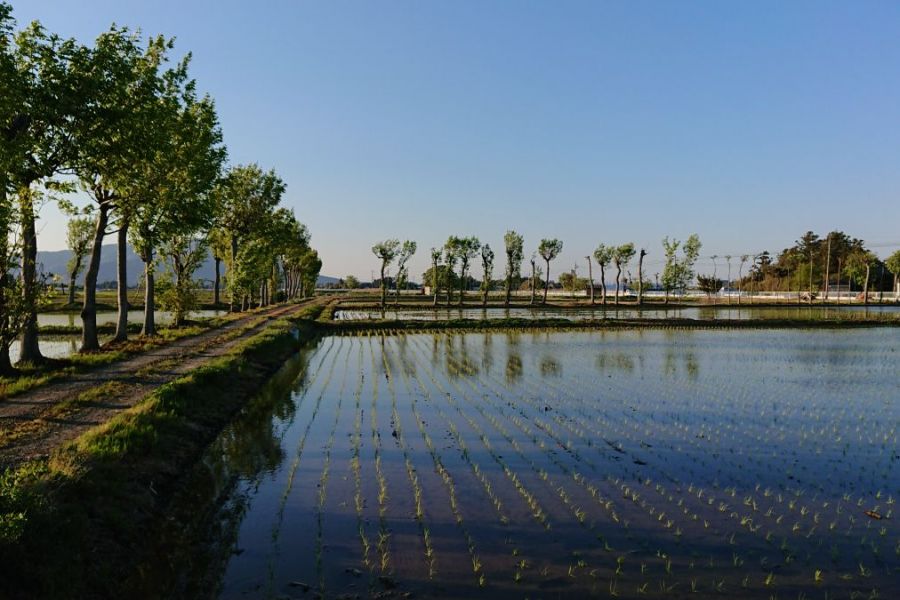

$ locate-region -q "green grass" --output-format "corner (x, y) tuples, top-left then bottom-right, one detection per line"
(0, 299), (325, 598)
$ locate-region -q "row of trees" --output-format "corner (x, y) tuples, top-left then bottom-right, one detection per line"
(1, 5), (318, 373)
(370, 232), (704, 308)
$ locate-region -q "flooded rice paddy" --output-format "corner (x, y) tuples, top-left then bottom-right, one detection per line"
(184, 328), (898, 599)
(334, 305), (900, 322)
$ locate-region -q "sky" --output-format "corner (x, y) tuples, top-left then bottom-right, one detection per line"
(14, 0), (900, 281)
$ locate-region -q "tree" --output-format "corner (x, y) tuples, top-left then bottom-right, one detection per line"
(429, 247), (441, 306)
(344, 275), (359, 290)
(158, 234), (208, 326)
(538, 238), (563, 304)
(442, 241), (458, 307)
(558, 270), (587, 295)
(885, 251), (900, 302)
(213, 165), (285, 311)
(10, 21), (91, 362)
(593, 244), (613, 305)
(612, 243), (635, 305)
(128, 70), (225, 336)
(480, 243), (494, 306)
(372, 239), (400, 309)
(637, 248), (647, 305)
(846, 250), (876, 304)
(697, 275), (724, 298)
(65, 215), (93, 305)
(75, 29), (173, 349)
(452, 236), (480, 306)
(208, 226), (229, 305)
(585, 256), (594, 304)
(503, 230), (524, 306)
(528, 254), (537, 305)
(661, 235), (702, 303)
(393, 240), (416, 305)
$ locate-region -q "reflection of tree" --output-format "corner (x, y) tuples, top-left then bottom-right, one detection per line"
(481, 332), (493, 375)
(596, 352), (634, 372)
(506, 353), (522, 383)
(445, 333), (478, 378)
(661, 331), (700, 379)
(396, 334), (416, 377)
(539, 355), (561, 377)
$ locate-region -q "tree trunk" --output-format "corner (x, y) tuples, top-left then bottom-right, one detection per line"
(113, 223), (129, 342)
(67, 273), (76, 305)
(142, 247), (156, 336)
(458, 263), (466, 307)
(18, 187), (43, 364)
(599, 266), (606, 305)
(587, 259), (594, 305)
(505, 273), (512, 306)
(637, 250), (646, 305)
(822, 235), (831, 303)
(614, 265), (621, 306)
(0, 184), (14, 374)
(863, 263), (870, 305)
(543, 259), (550, 304)
(380, 263), (387, 309)
(482, 281), (488, 307)
(214, 256), (221, 306)
(529, 261), (536, 305)
(229, 235), (238, 312)
(432, 261), (439, 307)
(81, 203), (110, 351)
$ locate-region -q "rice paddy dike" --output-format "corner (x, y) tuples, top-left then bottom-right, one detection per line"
(2, 298), (898, 599)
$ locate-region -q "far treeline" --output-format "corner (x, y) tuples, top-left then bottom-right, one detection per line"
(0, 3), (320, 374)
(367, 230), (900, 309)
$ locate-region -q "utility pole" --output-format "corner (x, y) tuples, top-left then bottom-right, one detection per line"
(822, 233), (831, 303)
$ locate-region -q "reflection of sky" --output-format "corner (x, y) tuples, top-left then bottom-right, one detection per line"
(37, 309), (226, 327)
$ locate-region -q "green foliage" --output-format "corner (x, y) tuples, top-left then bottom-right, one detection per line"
(661, 234), (702, 294)
(343, 275), (360, 289)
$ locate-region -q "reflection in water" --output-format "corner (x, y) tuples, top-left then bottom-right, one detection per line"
(539, 355), (561, 377)
(128, 338), (318, 597)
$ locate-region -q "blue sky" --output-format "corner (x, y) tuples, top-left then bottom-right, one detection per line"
(16, 1), (900, 280)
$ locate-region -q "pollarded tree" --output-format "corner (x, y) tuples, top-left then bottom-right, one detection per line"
(528, 253), (537, 305)
(593, 244), (613, 305)
(65, 215), (93, 305)
(453, 236), (481, 306)
(429, 247), (441, 306)
(393, 240), (417, 305)
(372, 239), (400, 309)
(885, 251), (900, 301)
(636, 248), (647, 305)
(481, 243), (494, 306)
(846, 250), (877, 304)
(538, 238), (563, 304)
(503, 230), (524, 306)
(611, 243), (635, 305)
(442, 240), (458, 306)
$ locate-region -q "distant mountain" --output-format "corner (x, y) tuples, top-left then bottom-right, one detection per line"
(39, 245), (338, 289)
(316, 275), (340, 286)
(37, 245), (220, 287)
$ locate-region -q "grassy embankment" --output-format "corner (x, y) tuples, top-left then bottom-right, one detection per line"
(0, 299), (327, 599)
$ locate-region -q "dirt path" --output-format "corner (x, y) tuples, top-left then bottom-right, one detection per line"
(0, 301), (317, 469)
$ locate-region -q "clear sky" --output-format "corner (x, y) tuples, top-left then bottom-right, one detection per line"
(14, 0), (900, 281)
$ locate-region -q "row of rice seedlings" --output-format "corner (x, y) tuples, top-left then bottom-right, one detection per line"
(367, 336), (393, 575)
(314, 337), (353, 594)
(408, 336), (612, 584)
(264, 336), (343, 597)
(464, 332), (900, 596)
(378, 337), (438, 579)
(349, 340), (372, 571)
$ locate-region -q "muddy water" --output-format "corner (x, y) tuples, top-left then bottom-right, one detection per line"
(152, 328), (899, 599)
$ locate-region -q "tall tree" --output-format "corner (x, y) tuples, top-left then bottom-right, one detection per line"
(593, 244), (613, 305)
(372, 239), (400, 309)
(612, 243), (635, 305)
(503, 230), (524, 306)
(129, 71), (224, 336)
(886, 251), (900, 302)
(454, 236), (480, 306)
(159, 234), (208, 326)
(429, 247), (441, 306)
(442, 241), (458, 307)
(636, 248), (647, 305)
(528, 254), (538, 305)
(65, 215), (92, 305)
(10, 22), (90, 362)
(480, 243), (494, 306)
(538, 238), (563, 304)
(393, 240), (416, 305)
(214, 165), (284, 311)
(585, 256), (594, 304)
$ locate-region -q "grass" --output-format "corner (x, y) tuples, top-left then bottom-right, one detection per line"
(0, 299), (325, 599)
